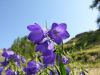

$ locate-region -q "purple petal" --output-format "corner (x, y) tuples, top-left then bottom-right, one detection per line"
(50, 70), (55, 75)
(1, 59), (9, 66)
(2, 50), (14, 59)
(48, 30), (62, 44)
(36, 41), (54, 56)
(27, 23), (41, 31)
(43, 52), (56, 65)
(42, 50), (53, 56)
(0, 67), (3, 74)
(13, 55), (21, 62)
(27, 23), (44, 44)
(23, 60), (40, 75)
(36, 44), (45, 52)
(62, 56), (69, 64)
(28, 60), (36, 68)
(66, 67), (70, 75)
(51, 23), (58, 29)
(48, 23), (69, 44)
(6, 68), (13, 75)
(48, 42), (54, 51)
(28, 30), (44, 44)
(36, 41), (48, 52)
(55, 23), (67, 32)
(15, 61), (20, 67)
(53, 36), (62, 45)
(36, 62), (43, 69)
(59, 23), (67, 30)
(58, 31), (70, 39)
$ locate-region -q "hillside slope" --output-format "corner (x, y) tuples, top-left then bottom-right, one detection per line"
(64, 29), (100, 65)
(64, 29), (100, 51)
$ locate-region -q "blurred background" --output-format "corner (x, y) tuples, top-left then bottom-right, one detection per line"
(0, 0), (100, 75)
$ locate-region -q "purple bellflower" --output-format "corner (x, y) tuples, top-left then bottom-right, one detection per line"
(36, 40), (54, 55)
(13, 55), (21, 67)
(66, 67), (70, 75)
(2, 49), (21, 67)
(0, 67), (3, 75)
(50, 70), (55, 75)
(36, 40), (48, 53)
(6, 67), (19, 75)
(23, 60), (40, 75)
(48, 23), (70, 44)
(42, 50), (56, 66)
(2, 49), (14, 59)
(27, 23), (44, 44)
(36, 40), (56, 66)
(0, 58), (9, 67)
(1, 49), (15, 67)
(62, 56), (69, 64)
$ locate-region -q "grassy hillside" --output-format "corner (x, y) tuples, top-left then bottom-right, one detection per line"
(64, 29), (100, 67)
(64, 29), (100, 51)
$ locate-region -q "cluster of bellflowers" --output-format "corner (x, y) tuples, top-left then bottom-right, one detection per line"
(0, 23), (85, 75)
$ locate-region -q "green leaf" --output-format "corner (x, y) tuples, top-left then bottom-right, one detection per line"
(59, 62), (67, 75)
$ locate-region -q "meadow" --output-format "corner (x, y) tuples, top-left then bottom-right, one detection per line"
(0, 28), (100, 75)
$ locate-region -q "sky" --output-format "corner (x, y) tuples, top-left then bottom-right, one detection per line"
(0, 0), (98, 48)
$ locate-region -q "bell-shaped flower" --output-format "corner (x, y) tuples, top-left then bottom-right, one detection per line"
(6, 67), (19, 75)
(2, 49), (14, 59)
(23, 60), (40, 75)
(36, 40), (54, 54)
(62, 56), (69, 64)
(27, 23), (44, 44)
(0, 58), (9, 67)
(42, 50), (56, 66)
(66, 67), (70, 75)
(48, 23), (70, 44)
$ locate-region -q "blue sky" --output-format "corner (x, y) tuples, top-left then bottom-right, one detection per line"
(0, 0), (98, 48)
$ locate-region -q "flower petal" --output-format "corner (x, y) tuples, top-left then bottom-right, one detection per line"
(28, 30), (44, 44)
(58, 31), (70, 39)
(2, 50), (14, 59)
(55, 23), (67, 32)
(53, 35), (62, 45)
(0, 67), (3, 74)
(59, 23), (67, 30)
(51, 23), (58, 29)
(36, 41), (48, 52)
(43, 52), (56, 66)
(27, 23), (41, 31)
(42, 50), (53, 56)
(66, 67), (70, 75)
(62, 56), (69, 64)
(28, 60), (36, 68)
(48, 30), (62, 44)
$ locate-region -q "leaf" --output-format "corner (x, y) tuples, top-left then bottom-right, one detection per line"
(59, 62), (67, 75)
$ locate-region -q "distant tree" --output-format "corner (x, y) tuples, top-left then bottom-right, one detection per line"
(91, 0), (100, 29)
(11, 36), (35, 59)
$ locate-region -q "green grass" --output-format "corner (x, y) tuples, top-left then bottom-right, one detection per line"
(0, 49), (5, 62)
(68, 44), (100, 68)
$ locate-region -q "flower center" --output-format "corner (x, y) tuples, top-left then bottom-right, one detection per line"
(53, 30), (59, 35)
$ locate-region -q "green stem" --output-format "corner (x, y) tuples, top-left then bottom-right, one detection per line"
(61, 42), (66, 56)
